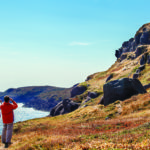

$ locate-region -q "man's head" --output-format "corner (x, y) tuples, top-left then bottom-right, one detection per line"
(4, 96), (10, 103)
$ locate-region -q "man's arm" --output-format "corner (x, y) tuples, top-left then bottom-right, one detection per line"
(10, 98), (18, 109)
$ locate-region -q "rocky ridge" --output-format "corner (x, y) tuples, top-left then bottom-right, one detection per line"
(50, 23), (150, 116)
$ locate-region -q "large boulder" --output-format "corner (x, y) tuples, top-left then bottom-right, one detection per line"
(140, 55), (146, 65)
(122, 41), (129, 47)
(71, 85), (87, 98)
(50, 99), (79, 116)
(135, 33), (142, 46)
(115, 50), (120, 58)
(115, 48), (123, 59)
(140, 32), (150, 44)
(101, 78), (146, 106)
(135, 46), (147, 58)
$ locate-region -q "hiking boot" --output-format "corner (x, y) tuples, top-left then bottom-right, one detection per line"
(4, 143), (8, 148)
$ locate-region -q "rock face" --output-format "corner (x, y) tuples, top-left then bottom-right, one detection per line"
(71, 85), (87, 98)
(115, 23), (150, 60)
(50, 99), (79, 116)
(100, 78), (146, 106)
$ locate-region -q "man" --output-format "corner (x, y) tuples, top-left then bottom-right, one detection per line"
(0, 96), (18, 148)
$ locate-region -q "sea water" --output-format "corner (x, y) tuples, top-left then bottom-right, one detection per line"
(0, 103), (49, 135)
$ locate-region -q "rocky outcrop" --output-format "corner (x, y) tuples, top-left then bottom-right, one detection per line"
(115, 23), (150, 60)
(50, 99), (79, 116)
(99, 78), (146, 106)
(135, 46), (148, 58)
(71, 84), (87, 98)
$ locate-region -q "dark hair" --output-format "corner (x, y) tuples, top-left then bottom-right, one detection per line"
(4, 96), (10, 103)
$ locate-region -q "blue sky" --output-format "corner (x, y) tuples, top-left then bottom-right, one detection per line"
(0, 0), (150, 91)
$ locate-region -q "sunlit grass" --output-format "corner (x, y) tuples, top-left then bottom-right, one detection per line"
(0, 91), (149, 150)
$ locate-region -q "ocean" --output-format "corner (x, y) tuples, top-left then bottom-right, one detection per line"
(0, 103), (49, 135)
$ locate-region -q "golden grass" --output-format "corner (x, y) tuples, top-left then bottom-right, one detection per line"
(1, 46), (150, 149)
(0, 92), (149, 150)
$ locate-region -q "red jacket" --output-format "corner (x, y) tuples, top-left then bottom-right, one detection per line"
(0, 101), (18, 124)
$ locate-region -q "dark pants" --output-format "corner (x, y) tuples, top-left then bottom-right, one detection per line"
(1, 123), (13, 143)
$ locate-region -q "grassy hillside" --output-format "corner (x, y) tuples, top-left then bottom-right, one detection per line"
(1, 23), (150, 149)
(1, 92), (150, 149)
(1, 48), (150, 149)
(71, 45), (150, 106)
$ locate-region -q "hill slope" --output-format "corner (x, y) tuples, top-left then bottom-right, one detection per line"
(1, 23), (150, 149)
(3, 92), (150, 149)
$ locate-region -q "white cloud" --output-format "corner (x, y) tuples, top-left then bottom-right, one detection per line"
(69, 41), (91, 46)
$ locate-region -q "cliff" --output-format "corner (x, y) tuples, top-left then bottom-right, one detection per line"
(49, 23), (150, 116)
(69, 23), (150, 108)
(0, 86), (71, 111)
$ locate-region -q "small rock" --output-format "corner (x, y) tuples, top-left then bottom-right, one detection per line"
(82, 105), (88, 108)
(133, 73), (139, 79)
(106, 74), (113, 82)
(105, 117), (110, 120)
(138, 65), (145, 72)
(88, 92), (99, 98)
(136, 69), (140, 74)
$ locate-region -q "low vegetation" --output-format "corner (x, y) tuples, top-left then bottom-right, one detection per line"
(2, 26), (150, 149)
(0, 92), (149, 150)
